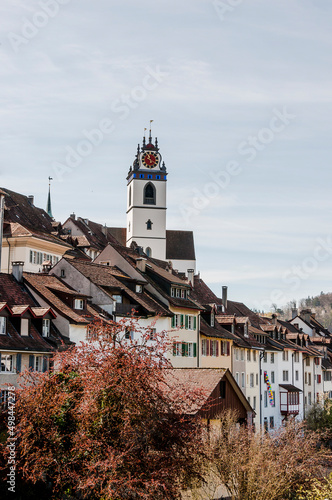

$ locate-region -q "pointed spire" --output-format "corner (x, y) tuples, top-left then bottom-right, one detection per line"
(149, 119), (153, 143)
(155, 137), (158, 150)
(47, 176), (53, 219)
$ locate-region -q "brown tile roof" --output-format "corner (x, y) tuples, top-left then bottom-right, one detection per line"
(200, 317), (237, 340)
(63, 217), (121, 252)
(215, 315), (236, 324)
(0, 320), (55, 353)
(23, 273), (91, 324)
(0, 273), (36, 306)
(63, 259), (171, 317)
(165, 230), (196, 261)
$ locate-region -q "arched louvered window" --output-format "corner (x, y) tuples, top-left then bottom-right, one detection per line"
(129, 186), (132, 206)
(146, 247), (152, 257)
(143, 183), (156, 205)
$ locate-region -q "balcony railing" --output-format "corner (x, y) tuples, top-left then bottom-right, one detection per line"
(115, 303), (139, 315)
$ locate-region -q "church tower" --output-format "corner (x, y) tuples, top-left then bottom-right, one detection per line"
(126, 131), (167, 260)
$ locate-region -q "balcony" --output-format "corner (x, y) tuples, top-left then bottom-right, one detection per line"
(279, 384), (301, 416)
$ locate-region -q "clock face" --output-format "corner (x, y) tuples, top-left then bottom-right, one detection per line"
(141, 151), (159, 169)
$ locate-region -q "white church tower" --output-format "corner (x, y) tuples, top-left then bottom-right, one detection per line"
(126, 131), (167, 260)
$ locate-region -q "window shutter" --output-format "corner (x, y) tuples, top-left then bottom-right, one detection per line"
(227, 342), (230, 356)
(173, 343), (176, 356)
(220, 341), (224, 355)
(43, 356), (48, 373)
(181, 314), (184, 328)
(171, 315), (175, 328)
(193, 316), (197, 330)
(16, 353), (21, 373)
(185, 315), (189, 330)
(210, 340), (213, 356)
(193, 343), (197, 357)
(201, 339), (204, 355)
(182, 343), (186, 357)
(216, 341), (219, 357)
(29, 355), (34, 370)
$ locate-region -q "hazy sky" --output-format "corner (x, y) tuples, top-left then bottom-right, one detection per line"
(1, 0), (332, 311)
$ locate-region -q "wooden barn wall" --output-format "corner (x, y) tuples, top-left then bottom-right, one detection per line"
(199, 378), (247, 420)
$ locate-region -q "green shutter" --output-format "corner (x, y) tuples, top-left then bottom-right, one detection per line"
(182, 343), (186, 357)
(193, 343), (197, 357)
(185, 315), (189, 329)
(181, 314), (184, 328)
(173, 343), (177, 356)
(193, 316), (197, 330)
(16, 354), (21, 373)
(171, 315), (175, 328)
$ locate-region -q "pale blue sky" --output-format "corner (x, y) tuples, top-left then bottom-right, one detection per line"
(1, 0), (332, 311)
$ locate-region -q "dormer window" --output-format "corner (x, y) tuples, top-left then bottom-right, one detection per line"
(74, 299), (84, 310)
(135, 284), (143, 293)
(0, 317), (6, 335)
(21, 318), (30, 336)
(42, 319), (51, 337)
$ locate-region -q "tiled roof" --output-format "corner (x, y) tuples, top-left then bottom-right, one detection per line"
(200, 317), (237, 340)
(0, 320), (55, 353)
(63, 217), (122, 252)
(23, 273), (91, 324)
(62, 259), (171, 317)
(165, 230), (196, 261)
(0, 273), (36, 306)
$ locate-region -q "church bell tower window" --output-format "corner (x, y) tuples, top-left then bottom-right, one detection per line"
(143, 183), (156, 205)
(146, 219), (153, 230)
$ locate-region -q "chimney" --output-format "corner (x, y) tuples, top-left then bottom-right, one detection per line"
(102, 223), (107, 236)
(291, 307), (298, 319)
(167, 261), (173, 273)
(300, 309), (311, 324)
(70, 213), (76, 220)
(12, 261), (24, 282)
(27, 195), (34, 205)
(187, 269), (194, 286)
(222, 286), (228, 311)
(136, 258), (146, 273)
(272, 313), (277, 326)
(0, 191), (5, 272)
(42, 261), (52, 273)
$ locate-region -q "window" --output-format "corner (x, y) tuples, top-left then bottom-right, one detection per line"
(271, 391), (275, 407)
(128, 186), (132, 206)
(211, 313), (215, 327)
(264, 391), (268, 408)
(172, 314), (184, 328)
(263, 352), (267, 363)
(0, 317), (6, 335)
(305, 372), (307, 384)
(135, 284), (143, 293)
(315, 357), (320, 366)
(235, 348), (239, 361)
(253, 396), (256, 410)
(1, 354), (14, 372)
(187, 343), (195, 358)
(294, 352), (299, 362)
(308, 392), (312, 406)
(241, 349), (244, 361)
(235, 372), (239, 384)
(308, 373), (311, 386)
(181, 289), (187, 299)
(247, 350), (251, 362)
(241, 372), (245, 388)
(271, 371), (275, 383)
(317, 374), (322, 384)
(74, 299), (84, 310)
(211, 340), (218, 357)
(306, 357), (310, 367)
(256, 373), (259, 385)
(125, 329), (134, 340)
(174, 342), (182, 357)
(220, 341), (230, 356)
(112, 295), (122, 304)
(0, 390), (8, 408)
(202, 339), (208, 356)
(282, 370), (289, 382)
(143, 183), (156, 205)
(295, 370), (299, 381)
(176, 289), (181, 298)
(149, 328), (156, 340)
(271, 353), (274, 363)
(186, 315), (196, 331)
(250, 373), (254, 388)
(42, 319), (51, 337)
(173, 342), (196, 357)
(146, 219), (153, 230)
(171, 288), (175, 297)
(35, 356), (44, 372)
(269, 416), (274, 429)
(283, 351), (289, 361)
(324, 371), (332, 382)
(253, 351), (257, 362)
(145, 247), (152, 257)
(60, 269), (66, 278)
(21, 318), (29, 336)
